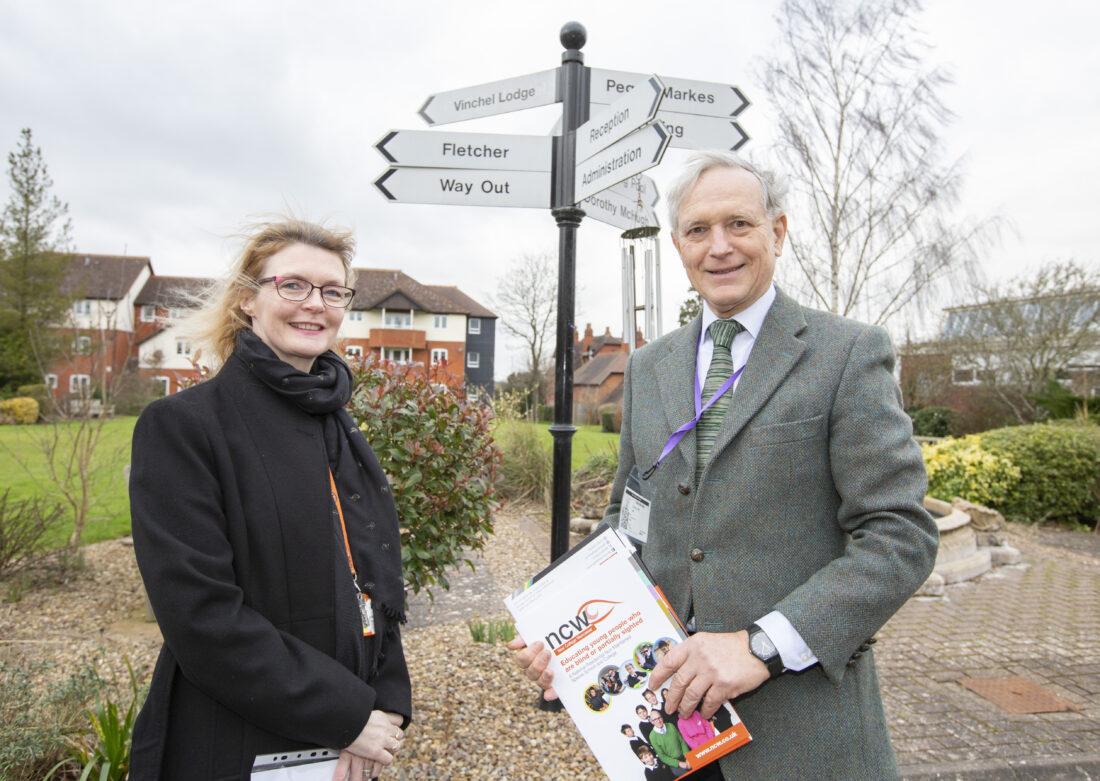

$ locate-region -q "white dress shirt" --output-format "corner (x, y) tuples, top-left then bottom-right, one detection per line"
(695, 285), (818, 673)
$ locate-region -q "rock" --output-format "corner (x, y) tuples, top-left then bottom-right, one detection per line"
(989, 544), (1022, 566)
(570, 517), (597, 535)
(951, 497), (1006, 532)
(572, 481), (612, 520)
(916, 572), (945, 597)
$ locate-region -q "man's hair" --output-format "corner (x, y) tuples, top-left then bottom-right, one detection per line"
(666, 151), (788, 233)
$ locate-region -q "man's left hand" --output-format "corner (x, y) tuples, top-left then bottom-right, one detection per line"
(648, 631), (770, 719)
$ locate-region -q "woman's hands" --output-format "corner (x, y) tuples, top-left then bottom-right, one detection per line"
(332, 711), (405, 780)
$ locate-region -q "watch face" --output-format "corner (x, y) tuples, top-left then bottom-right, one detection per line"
(751, 631), (776, 658)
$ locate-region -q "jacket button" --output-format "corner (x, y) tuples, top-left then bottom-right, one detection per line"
(690, 548), (704, 562)
(678, 483), (690, 495)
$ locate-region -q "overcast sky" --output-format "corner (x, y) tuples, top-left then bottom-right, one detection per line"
(3, 1), (1098, 378)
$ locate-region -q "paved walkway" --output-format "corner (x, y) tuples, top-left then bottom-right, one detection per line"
(880, 529), (1100, 779)
(409, 517), (1100, 779)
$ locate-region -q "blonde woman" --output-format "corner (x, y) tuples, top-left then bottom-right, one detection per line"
(130, 219), (410, 780)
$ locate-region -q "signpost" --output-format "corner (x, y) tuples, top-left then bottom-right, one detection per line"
(372, 22), (752, 575)
(574, 121), (670, 203)
(373, 167), (551, 208)
(574, 75), (664, 163)
(661, 115), (749, 152)
(375, 130), (552, 171)
(418, 69), (559, 125)
(582, 188), (660, 232)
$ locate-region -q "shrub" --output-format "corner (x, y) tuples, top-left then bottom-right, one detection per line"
(0, 661), (105, 781)
(537, 404), (553, 423)
(922, 435), (1022, 510)
(50, 661), (141, 781)
(0, 397), (39, 425)
(574, 446), (619, 485)
(598, 403), (622, 433)
(0, 489), (65, 579)
(347, 356), (501, 600)
(15, 384), (49, 416)
(979, 422), (1100, 526)
(494, 419), (552, 504)
(908, 406), (954, 438)
(466, 615), (516, 644)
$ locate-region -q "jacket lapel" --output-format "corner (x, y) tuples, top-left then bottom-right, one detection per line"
(709, 289), (808, 458)
(655, 316), (703, 475)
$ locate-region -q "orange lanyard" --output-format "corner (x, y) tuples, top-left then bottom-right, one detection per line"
(328, 468), (360, 588)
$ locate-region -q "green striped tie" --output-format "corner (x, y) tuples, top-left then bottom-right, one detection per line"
(696, 319), (744, 484)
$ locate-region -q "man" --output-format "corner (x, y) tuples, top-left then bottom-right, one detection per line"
(646, 709), (691, 776)
(511, 152), (937, 779)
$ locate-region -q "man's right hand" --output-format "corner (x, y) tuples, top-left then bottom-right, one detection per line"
(506, 635), (559, 701)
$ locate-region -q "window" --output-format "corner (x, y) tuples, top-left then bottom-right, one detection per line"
(169, 308), (183, 319)
(45, 374), (57, 389)
(153, 376), (170, 397)
(468, 387), (480, 402)
(434, 315), (448, 329)
(952, 368), (976, 385)
(176, 340), (192, 356)
(384, 310), (412, 328)
(384, 348), (411, 364)
(467, 351), (480, 369)
(70, 374), (90, 395)
(73, 300), (92, 316)
(73, 335), (92, 354)
(347, 311), (364, 322)
(468, 318), (481, 335)
(140, 305), (157, 322)
(345, 345), (364, 359)
(431, 348), (448, 364)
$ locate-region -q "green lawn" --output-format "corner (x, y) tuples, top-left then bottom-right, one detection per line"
(0, 416), (137, 548)
(532, 422), (620, 471)
(0, 417), (621, 551)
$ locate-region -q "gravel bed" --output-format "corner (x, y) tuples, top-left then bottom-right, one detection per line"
(0, 507), (605, 779)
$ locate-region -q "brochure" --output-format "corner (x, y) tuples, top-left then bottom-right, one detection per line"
(504, 526), (751, 780)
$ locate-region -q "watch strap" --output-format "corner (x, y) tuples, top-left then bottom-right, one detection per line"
(748, 623), (784, 678)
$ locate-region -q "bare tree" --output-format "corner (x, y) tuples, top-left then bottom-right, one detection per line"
(491, 253), (556, 408)
(761, 0), (990, 326)
(944, 261), (1100, 423)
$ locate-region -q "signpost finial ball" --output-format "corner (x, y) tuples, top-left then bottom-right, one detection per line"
(560, 22), (586, 50)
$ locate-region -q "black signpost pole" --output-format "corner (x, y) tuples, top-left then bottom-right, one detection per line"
(549, 22), (589, 565)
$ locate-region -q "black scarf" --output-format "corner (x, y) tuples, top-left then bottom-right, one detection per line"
(235, 330), (406, 670)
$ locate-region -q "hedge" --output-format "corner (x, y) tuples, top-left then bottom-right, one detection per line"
(923, 422), (1100, 527)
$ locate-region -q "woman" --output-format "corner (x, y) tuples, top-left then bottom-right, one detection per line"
(130, 219), (411, 781)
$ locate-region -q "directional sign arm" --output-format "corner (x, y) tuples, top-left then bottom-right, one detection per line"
(374, 168), (398, 201)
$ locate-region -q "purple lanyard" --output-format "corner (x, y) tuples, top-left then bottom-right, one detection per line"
(641, 329), (746, 479)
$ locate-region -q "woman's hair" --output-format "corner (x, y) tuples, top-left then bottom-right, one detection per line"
(182, 217), (356, 367)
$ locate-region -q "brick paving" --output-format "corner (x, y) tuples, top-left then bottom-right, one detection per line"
(878, 529), (1100, 779)
(419, 515), (1100, 778)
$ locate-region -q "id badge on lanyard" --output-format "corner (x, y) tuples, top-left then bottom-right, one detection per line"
(619, 465), (654, 545)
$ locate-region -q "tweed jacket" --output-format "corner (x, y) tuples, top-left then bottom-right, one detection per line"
(604, 289), (937, 780)
(129, 354), (411, 781)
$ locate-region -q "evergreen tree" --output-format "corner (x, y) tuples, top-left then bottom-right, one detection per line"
(0, 128), (72, 393)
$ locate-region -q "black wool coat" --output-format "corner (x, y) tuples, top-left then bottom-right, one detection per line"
(129, 353), (411, 781)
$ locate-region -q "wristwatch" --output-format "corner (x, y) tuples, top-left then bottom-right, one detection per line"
(747, 623), (784, 679)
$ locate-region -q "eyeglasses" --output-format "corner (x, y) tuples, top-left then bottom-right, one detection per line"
(257, 276), (356, 308)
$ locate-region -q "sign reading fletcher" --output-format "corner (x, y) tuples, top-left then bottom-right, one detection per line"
(418, 69), (560, 126)
(375, 130), (552, 172)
